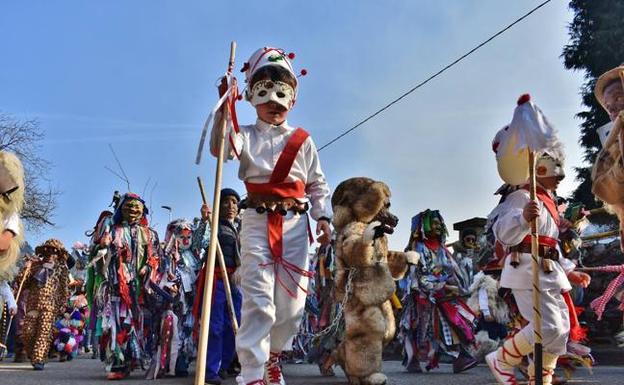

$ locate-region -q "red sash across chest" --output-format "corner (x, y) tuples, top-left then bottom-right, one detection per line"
(518, 185), (560, 247)
(245, 127), (313, 298)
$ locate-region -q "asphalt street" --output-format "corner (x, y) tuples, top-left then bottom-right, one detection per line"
(0, 356), (616, 385)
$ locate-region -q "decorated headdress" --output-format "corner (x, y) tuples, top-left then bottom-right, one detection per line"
(35, 238), (70, 261)
(163, 218), (193, 251)
(241, 47), (307, 110)
(113, 192), (149, 226)
(410, 209), (448, 242)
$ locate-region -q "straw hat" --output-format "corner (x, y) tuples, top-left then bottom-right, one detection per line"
(594, 64), (624, 111)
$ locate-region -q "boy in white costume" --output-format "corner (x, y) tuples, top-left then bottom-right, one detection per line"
(486, 149), (590, 385)
(210, 47), (332, 385)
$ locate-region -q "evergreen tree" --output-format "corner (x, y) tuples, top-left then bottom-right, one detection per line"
(562, 0), (624, 208)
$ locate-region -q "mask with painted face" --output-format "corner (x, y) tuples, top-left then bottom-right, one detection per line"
(121, 199), (144, 225)
(177, 228), (193, 251)
(536, 153), (565, 179)
(249, 80), (295, 110)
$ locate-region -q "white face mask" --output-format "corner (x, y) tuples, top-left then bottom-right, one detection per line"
(536, 154), (565, 179)
(249, 80), (295, 110)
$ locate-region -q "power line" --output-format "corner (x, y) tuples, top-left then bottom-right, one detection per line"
(317, 0), (554, 152)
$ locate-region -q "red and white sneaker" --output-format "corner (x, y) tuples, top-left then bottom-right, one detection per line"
(264, 352), (286, 385)
(235, 376), (266, 385)
(486, 351), (518, 385)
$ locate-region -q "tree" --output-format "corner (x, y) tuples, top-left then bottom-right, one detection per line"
(0, 112), (58, 231)
(562, 0), (624, 208)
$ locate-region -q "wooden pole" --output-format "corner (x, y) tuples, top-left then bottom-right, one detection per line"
(197, 176), (239, 335)
(194, 41), (236, 385)
(529, 151), (543, 385)
(581, 229), (620, 242)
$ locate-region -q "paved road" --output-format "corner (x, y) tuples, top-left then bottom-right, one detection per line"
(0, 356), (616, 384)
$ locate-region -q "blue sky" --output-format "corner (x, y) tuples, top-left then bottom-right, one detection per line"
(0, 0), (586, 250)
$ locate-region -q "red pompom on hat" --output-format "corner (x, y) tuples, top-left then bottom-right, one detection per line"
(517, 93), (531, 105)
(288, 52), (296, 60)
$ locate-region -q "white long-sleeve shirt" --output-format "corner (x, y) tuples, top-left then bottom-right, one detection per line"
(494, 189), (574, 291)
(211, 118), (332, 221)
(0, 280), (16, 311)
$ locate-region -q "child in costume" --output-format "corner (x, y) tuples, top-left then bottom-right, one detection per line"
(87, 193), (162, 380)
(399, 209), (478, 374)
(210, 47), (332, 385)
(486, 97), (591, 385)
(18, 239), (71, 370)
(145, 213), (206, 379)
(54, 306), (85, 362)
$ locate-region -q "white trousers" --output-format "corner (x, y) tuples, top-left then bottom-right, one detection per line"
(512, 288), (570, 355)
(236, 209), (310, 382)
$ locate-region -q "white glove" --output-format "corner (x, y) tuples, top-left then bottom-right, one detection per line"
(405, 251), (420, 265)
(363, 221), (382, 244)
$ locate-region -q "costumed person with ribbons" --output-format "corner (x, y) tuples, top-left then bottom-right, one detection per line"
(206, 47), (332, 385)
(86, 193), (162, 380)
(451, 228), (479, 297)
(144, 210), (206, 379)
(17, 239), (71, 370)
(486, 95), (591, 385)
(399, 209), (479, 374)
(192, 188), (242, 385)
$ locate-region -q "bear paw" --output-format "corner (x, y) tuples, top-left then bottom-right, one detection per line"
(405, 251), (420, 265)
(364, 372), (387, 385)
(363, 221), (382, 244)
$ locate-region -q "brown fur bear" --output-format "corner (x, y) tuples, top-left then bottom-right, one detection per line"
(331, 177), (419, 385)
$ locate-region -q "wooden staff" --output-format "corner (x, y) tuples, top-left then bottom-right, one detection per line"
(197, 176), (239, 335)
(576, 266), (620, 273)
(194, 41), (236, 385)
(528, 151), (544, 385)
(581, 229), (620, 242)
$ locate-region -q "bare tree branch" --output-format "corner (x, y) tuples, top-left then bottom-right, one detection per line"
(0, 112), (58, 232)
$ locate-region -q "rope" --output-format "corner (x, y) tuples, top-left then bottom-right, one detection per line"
(317, 0), (554, 152)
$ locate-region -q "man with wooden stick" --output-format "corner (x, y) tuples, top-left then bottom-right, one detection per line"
(209, 47), (332, 385)
(486, 96), (590, 385)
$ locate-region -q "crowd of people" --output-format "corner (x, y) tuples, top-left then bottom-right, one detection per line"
(0, 47), (623, 385)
